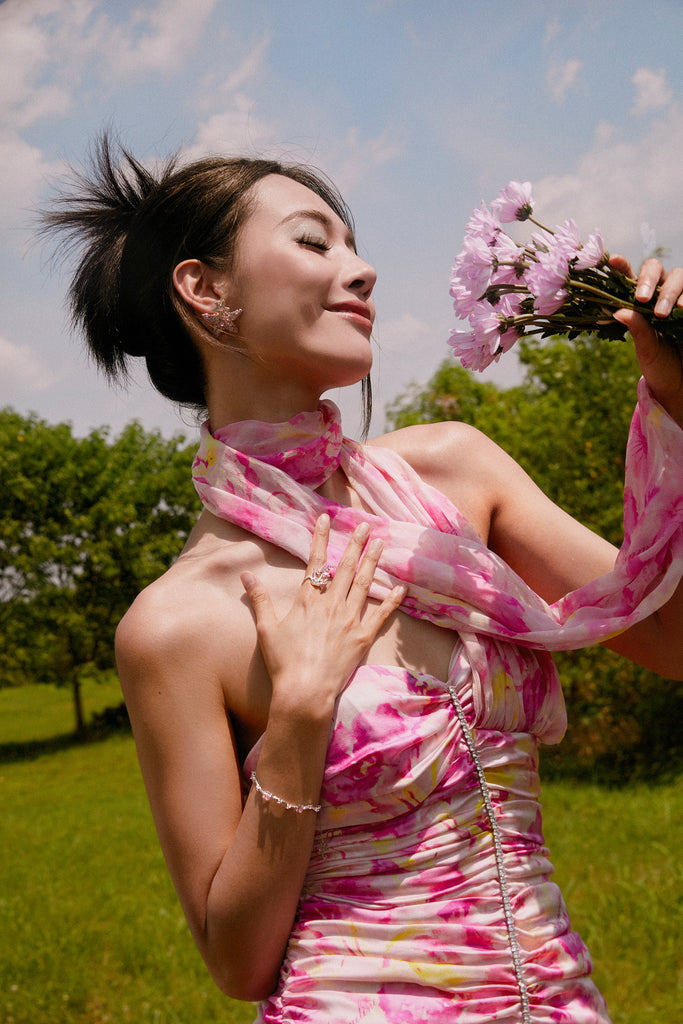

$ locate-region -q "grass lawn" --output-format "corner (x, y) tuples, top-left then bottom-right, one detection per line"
(1, 679), (681, 1023)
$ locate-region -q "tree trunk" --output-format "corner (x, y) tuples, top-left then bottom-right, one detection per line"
(72, 675), (86, 738)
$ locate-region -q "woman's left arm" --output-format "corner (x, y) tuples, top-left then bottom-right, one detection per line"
(604, 257), (683, 675)
(383, 261), (683, 679)
(611, 256), (683, 427)
(490, 258), (683, 678)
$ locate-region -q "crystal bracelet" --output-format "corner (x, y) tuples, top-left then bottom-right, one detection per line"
(250, 771), (321, 814)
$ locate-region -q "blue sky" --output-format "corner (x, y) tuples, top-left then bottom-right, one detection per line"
(2, 0), (683, 438)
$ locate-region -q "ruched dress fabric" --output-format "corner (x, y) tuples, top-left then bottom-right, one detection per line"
(191, 380), (683, 1024)
(244, 652), (607, 1023)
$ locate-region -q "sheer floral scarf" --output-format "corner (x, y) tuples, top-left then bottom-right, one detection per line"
(192, 382), (682, 741)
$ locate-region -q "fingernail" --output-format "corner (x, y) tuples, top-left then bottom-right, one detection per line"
(241, 572), (255, 588)
(356, 522), (370, 538)
(635, 284), (649, 300)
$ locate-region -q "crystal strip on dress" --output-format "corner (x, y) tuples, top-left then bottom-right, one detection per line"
(446, 683), (532, 1024)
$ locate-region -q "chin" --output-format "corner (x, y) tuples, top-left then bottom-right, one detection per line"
(327, 366), (372, 390)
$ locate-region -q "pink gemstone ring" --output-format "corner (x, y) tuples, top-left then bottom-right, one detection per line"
(303, 564), (333, 591)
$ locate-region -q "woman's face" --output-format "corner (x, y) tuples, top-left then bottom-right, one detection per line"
(227, 174), (377, 394)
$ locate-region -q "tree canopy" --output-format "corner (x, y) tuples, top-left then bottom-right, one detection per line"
(0, 410), (199, 734)
(387, 334), (681, 780)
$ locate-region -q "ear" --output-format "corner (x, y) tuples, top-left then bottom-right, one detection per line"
(172, 260), (230, 314)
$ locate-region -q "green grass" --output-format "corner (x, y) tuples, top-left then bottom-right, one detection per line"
(0, 672), (123, 745)
(542, 780), (682, 1023)
(1, 680), (681, 1023)
(1, 680), (254, 1024)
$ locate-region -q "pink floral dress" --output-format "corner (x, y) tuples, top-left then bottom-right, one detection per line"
(192, 381), (682, 1023)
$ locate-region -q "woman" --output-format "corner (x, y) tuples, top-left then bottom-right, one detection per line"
(45, 136), (683, 1023)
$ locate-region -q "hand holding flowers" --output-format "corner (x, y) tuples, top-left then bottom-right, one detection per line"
(448, 181), (683, 374)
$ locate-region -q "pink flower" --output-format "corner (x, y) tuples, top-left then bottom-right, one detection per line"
(465, 202), (501, 244)
(447, 179), (672, 371)
(525, 246), (569, 315)
(447, 305), (498, 371)
(489, 232), (525, 286)
(447, 297), (523, 372)
(450, 237), (495, 314)
(574, 228), (606, 270)
(498, 292), (524, 318)
(470, 304), (503, 353)
(447, 326), (482, 369)
(553, 219), (582, 262)
(530, 228), (554, 253)
(495, 295), (524, 354)
(498, 323), (520, 354)
(491, 180), (534, 223)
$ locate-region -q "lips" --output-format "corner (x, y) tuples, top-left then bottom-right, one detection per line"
(326, 301), (374, 333)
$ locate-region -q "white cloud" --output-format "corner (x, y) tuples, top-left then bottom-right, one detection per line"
(0, 0), (90, 226)
(376, 313), (432, 355)
(630, 67), (673, 115)
(224, 32), (271, 93)
(543, 17), (561, 46)
(0, 0), (222, 231)
(532, 104), (683, 265)
(0, 0), (93, 127)
(0, 334), (65, 395)
(187, 61), (403, 198)
(185, 94), (283, 160)
(0, 133), (64, 231)
(184, 33), (281, 157)
(321, 127), (404, 196)
(104, 0), (219, 78)
(547, 58), (582, 103)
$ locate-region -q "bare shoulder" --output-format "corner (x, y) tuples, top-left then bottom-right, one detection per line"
(367, 420), (515, 541)
(115, 517), (264, 714)
(115, 569), (212, 678)
(369, 419), (499, 474)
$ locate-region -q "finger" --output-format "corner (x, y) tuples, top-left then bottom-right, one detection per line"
(634, 258), (665, 304)
(652, 267), (683, 318)
(608, 253), (635, 279)
(241, 572), (276, 630)
(363, 583), (408, 634)
(346, 537), (384, 610)
(328, 521), (371, 591)
(305, 513), (331, 574)
(612, 308), (658, 351)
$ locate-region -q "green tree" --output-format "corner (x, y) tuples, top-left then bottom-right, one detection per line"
(0, 410), (199, 735)
(386, 363), (502, 429)
(387, 336), (681, 780)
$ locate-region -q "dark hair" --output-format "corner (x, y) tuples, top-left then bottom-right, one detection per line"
(41, 133), (372, 434)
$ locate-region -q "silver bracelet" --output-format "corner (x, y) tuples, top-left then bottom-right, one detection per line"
(250, 771), (321, 814)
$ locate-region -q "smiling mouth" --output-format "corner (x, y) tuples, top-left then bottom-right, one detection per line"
(327, 304), (374, 333)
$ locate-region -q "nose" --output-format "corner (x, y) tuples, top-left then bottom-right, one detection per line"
(344, 251), (377, 300)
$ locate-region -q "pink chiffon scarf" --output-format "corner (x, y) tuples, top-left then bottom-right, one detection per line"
(192, 379), (682, 740)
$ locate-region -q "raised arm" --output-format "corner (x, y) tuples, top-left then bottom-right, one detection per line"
(611, 256), (683, 426)
(379, 260), (683, 680)
(116, 516), (405, 1001)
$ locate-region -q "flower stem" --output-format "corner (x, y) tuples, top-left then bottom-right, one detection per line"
(567, 277), (631, 308)
(528, 215), (553, 234)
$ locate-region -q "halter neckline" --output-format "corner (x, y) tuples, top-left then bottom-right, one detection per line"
(212, 400), (343, 490)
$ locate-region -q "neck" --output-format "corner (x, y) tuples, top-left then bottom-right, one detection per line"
(204, 359), (325, 432)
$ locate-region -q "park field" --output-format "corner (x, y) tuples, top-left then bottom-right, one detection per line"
(1, 679), (681, 1024)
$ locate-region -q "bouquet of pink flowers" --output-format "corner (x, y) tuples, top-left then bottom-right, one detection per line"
(448, 181), (683, 371)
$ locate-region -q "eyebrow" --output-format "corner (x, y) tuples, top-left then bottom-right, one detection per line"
(279, 209), (357, 251)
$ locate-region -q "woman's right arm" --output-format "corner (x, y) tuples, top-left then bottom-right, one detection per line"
(115, 517), (404, 1001)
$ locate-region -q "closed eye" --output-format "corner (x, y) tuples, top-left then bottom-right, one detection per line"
(297, 234), (331, 252)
